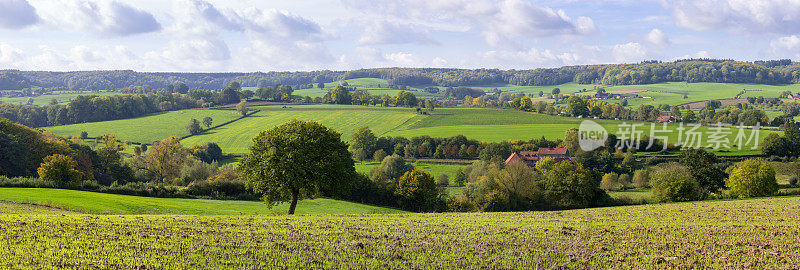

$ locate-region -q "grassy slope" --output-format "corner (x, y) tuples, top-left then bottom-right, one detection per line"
(0, 188), (404, 215)
(182, 105), (421, 154)
(385, 108), (776, 154)
(3, 196), (800, 268)
(45, 109), (241, 143)
(0, 91), (119, 106)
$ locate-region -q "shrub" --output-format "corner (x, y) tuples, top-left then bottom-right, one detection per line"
(186, 169), (256, 200)
(352, 148), (369, 162)
(436, 173), (449, 187)
(727, 158), (778, 198)
(395, 169), (440, 212)
(651, 162), (702, 202)
(37, 154), (83, 188)
(178, 160), (218, 186)
(371, 154), (413, 181)
(454, 169), (467, 187)
(373, 149), (387, 162)
(618, 174), (631, 189)
(790, 176), (799, 186)
(632, 169), (650, 189)
(600, 173), (618, 191)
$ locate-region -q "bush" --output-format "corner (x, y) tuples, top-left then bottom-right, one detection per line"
(651, 162), (702, 202)
(454, 169), (467, 187)
(632, 169), (650, 189)
(371, 154), (413, 181)
(37, 154), (83, 188)
(373, 149), (387, 162)
(395, 169), (440, 212)
(436, 173), (449, 186)
(789, 176), (799, 186)
(618, 174), (631, 189)
(600, 173), (618, 191)
(186, 169), (256, 200)
(727, 158), (778, 198)
(178, 160), (218, 186)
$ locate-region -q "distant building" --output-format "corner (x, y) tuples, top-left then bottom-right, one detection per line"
(592, 92), (642, 100)
(656, 115), (677, 123)
(505, 148), (573, 167)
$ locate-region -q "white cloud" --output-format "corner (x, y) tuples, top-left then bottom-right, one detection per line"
(645, 28), (669, 46)
(32, 0), (161, 36)
(0, 0), (39, 29)
(612, 42), (647, 63)
(770, 35), (800, 57)
(144, 39), (231, 71)
(358, 21), (438, 45)
(481, 47), (581, 68)
(663, 0), (800, 33)
(344, 0), (595, 47)
(0, 43), (23, 64)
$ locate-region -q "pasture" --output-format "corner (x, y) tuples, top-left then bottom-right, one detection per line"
(182, 105), (422, 154)
(0, 188), (403, 215)
(45, 109), (241, 143)
(0, 91), (119, 106)
(2, 195), (800, 268)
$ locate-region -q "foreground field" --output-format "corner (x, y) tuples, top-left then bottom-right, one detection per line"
(0, 188), (403, 215)
(2, 196), (800, 268)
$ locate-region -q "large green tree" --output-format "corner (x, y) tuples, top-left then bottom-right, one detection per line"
(678, 149), (727, 192)
(239, 120), (356, 214)
(727, 158), (777, 198)
(349, 127), (377, 154)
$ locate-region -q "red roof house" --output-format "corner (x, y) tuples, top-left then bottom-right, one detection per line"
(505, 148), (573, 166)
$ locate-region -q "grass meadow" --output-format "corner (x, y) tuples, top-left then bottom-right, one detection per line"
(182, 105), (422, 154)
(2, 195), (800, 268)
(0, 188), (403, 215)
(355, 161), (467, 185)
(0, 91), (119, 106)
(45, 109), (241, 143)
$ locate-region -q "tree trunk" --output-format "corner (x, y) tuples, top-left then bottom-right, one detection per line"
(288, 189), (299, 215)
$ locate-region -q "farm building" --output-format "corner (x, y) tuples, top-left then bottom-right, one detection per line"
(593, 92), (642, 100)
(656, 115), (677, 123)
(505, 148), (573, 166)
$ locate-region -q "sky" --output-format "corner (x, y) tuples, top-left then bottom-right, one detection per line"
(1, 0), (800, 72)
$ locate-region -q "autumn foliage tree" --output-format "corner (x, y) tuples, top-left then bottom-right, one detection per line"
(38, 154), (82, 188)
(727, 158), (778, 198)
(239, 120), (355, 214)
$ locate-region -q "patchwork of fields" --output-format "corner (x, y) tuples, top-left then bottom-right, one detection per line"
(44, 104), (778, 155)
(2, 195), (799, 268)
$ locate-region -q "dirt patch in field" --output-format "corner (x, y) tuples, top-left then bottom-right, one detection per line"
(678, 98), (749, 109)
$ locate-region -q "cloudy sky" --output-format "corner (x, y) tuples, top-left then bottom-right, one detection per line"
(1, 0), (799, 72)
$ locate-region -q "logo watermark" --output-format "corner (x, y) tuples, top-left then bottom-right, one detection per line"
(578, 120), (762, 151)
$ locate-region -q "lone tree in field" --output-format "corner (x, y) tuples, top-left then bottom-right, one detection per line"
(239, 120), (356, 214)
(236, 101), (249, 116)
(202, 116), (213, 128)
(186, 118), (202, 135)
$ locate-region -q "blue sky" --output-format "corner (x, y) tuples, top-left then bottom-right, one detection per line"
(1, 0), (799, 72)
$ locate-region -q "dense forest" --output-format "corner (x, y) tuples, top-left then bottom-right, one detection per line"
(3, 59), (800, 91)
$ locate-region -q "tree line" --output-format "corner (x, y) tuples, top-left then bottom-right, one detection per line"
(6, 59), (800, 92)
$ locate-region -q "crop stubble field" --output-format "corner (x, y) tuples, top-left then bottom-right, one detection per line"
(1, 196), (800, 268)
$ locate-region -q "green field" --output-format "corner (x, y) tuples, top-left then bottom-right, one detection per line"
(46, 109), (241, 143)
(0, 91), (119, 106)
(0, 188), (403, 215)
(294, 78), (439, 98)
(2, 195), (800, 268)
(182, 105), (422, 154)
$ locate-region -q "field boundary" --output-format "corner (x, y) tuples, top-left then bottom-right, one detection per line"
(180, 109), (262, 141)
